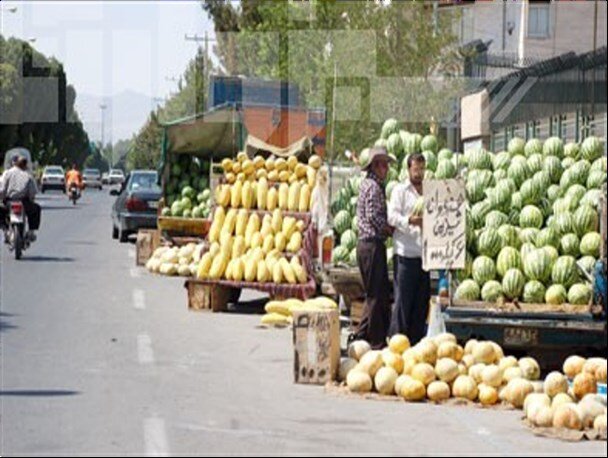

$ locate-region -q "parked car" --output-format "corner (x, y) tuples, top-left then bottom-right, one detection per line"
(111, 170), (161, 242)
(108, 169), (125, 185)
(101, 172), (109, 185)
(40, 165), (66, 193)
(83, 168), (102, 190)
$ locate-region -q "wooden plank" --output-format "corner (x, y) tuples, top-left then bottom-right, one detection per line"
(158, 216), (211, 237)
(450, 299), (592, 315)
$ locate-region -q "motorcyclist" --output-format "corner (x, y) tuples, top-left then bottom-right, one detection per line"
(65, 163), (83, 197)
(0, 155), (41, 241)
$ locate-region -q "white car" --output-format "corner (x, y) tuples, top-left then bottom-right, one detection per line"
(40, 166), (66, 193)
(83, 168), (102, 190)
(108, 169), (125, 185)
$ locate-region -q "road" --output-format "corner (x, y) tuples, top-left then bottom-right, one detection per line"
(1, 191), (606, 456)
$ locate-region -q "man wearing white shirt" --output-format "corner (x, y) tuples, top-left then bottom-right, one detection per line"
(387, 153), (430, 344)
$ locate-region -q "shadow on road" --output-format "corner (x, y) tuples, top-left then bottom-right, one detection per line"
(41, 206), (81, 211)
(227, 297), (268, 315)
(22, 256), (75, 263)
(0, 390), (80, 397)
(0, 316), (18, 333)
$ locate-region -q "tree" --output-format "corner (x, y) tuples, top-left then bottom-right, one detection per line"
(0, 34), (90, 168)
(201, 0), (465, 160)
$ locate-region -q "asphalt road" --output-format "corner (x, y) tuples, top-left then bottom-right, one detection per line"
(1, 191), (606, 456)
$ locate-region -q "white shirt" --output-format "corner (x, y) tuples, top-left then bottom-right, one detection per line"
(388, 181), (422, 259)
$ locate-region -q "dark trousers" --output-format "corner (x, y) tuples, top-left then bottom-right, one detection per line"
(389, 255), (431, 345)
(355, 239), (391, 349)
(23, 199), (41, 230)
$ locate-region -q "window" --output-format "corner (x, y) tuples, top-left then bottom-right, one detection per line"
(528, 3), (550, 39)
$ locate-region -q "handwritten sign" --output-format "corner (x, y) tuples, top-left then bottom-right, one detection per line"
(422, 179), (466, 271)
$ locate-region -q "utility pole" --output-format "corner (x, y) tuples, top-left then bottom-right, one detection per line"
(185, 32), (216, 112)
(100, 103), (108, 171)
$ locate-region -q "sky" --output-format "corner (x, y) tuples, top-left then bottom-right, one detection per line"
(0, 0), (216, 142)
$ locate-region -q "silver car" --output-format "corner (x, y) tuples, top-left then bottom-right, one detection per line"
(40, 165), (66, 193)
(83, 168), (102, 190)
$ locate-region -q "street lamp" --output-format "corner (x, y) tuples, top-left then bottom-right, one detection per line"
(100, 103), (109, 171)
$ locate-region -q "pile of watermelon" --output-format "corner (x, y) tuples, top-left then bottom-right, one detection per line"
(332, 118), (446, 267)
(160, 155), (212, 219)
(455, 135), (606, 306)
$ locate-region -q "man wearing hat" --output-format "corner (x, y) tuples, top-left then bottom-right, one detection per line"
(354, 147), (395, 349)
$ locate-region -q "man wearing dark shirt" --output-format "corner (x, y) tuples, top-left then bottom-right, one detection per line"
(355, 147), (395, 349)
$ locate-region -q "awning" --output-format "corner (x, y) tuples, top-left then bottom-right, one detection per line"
(244, 134), (315, 160)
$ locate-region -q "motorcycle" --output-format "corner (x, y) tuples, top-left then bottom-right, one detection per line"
(3, 200), (33, 260)
(69, 183), (80, 205)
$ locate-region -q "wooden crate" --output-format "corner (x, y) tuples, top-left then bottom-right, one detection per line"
(292, 309), (340, 385)
(185, 280), (232, 312)
(158, 216), (211, 238)
(136, 229), (161, 266)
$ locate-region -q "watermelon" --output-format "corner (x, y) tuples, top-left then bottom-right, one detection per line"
(481, 281), (504, 303)
(568, 283), (592, 306)
(452, 154), (467, 172)
(581, 189), (602, 208)
(543, 137), (564, 158)
(552, 198), (571, 216)
(485, 211), (509, 229)
(502, 268), (526, 300)
(552, 256), (580, 288)
(520, 228), (540, 245)
(523, 248), (552, 283)
(542, 245), (559, 266)
(171, 163), (182, 177)
(435, 159), (457, 179)
(455, 280), (481, 301)
(525, 138), (543, 157)
(580, 136), (603, 162)
(560, 233), (581, 257)
(497, 247), (522, 278)
(424, 170), (435, 181)
(523, 281), (547, 304)
(332, 246), (350, 263)
(508, 209), (521, 226)
(473, 256), (497, 285)
(498, 225), (521, 250)
(387, 167), (399, 182)
(560, 168), (576, 190)
(421, 135), (438, 153)
(375, 138), (388, 149)
(567, 184), (588, 204)
(508, 161), (531, 188)
(387, 133), (404, 158)
(539, 198), (554, 219)
(527, 154), (544, 174)
(469, 169), (495, 187)
(341, 230), (357, 251)
(493, 152), (511, 171)
(570, 160), (591, 185)
(348, 248), (358, 266)
(573, 205), (599, 238)
(191, 206), (204, 219)
(536, 227), (559, 249)
(493, 169), (508, 182)
(532, 171), (551, 191)
(547, 184), (563, 203)
(546, 284), (568, 305)
(562, 157), (576, 170)
(171, 200), (184, 217)
(359, 148), (371, 169)
(591, 156), (607, 173)
(552, 211), (574, 236)
(180, 197), (193, 210)
(381, 118), (400, 140)
(543, 156), (564, 184)
(438, 148), (453, 161)
(508, 137), (526, 157)
(520, 179), (541, 205)
(476, 229), (502, 258)
(511, 192), (524, 211)
(456, 253), (474, 283)
(587, 170), (607, 189)
(578, 256), (597, 275)
(520, 242), (537, 264)
(468, 148), (493, 171)
(491, 180), (515, 208)
(161, 207), (171, 217)
(182, 209), (192, 219)
(520, 206), (544, 229)
(580, 232), (601, 258)
(423, 150), (438, 172)
(564, 142), (581, 160)
(351, 216), (359, 234)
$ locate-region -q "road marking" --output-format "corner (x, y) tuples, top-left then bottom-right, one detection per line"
(133, 289), (146, 310)
(137, 334), (155, 365)
(130, 267), (142, 279)
(144, 417), (170, 457)
(128, 248), (136, 259)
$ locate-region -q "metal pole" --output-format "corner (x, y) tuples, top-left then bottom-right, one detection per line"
(517, 0), (528, 68)
(100, 103), (108, 170)
(328, 62), (337, 216)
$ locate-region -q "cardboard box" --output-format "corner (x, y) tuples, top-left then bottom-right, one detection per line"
(292, 309), (340, 385)
(136, 229), (161, 266)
